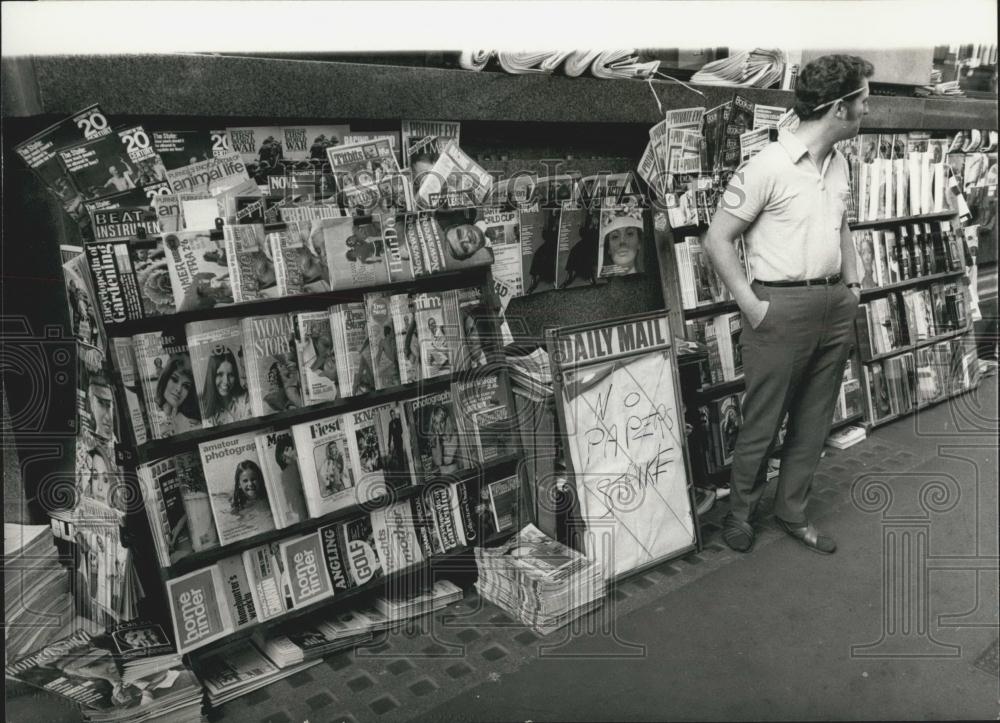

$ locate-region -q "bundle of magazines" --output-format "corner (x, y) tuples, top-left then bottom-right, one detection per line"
(690, 48), (785, 88)
(462, 50), (659, 80)
(5, 621), (203, 722)
(475, 524), (605, 635)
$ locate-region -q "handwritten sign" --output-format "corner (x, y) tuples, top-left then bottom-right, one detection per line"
(550, 313), (695, 578)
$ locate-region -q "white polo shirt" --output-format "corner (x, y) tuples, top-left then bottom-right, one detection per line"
(721, 130), (851, 282)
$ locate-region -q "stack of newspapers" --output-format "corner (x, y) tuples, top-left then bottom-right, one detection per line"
(374, 578), (464, 623)
(255, 608), (378, 668)
(475, 524), (605, 635)
(476, 50), (659, 79)
(6, 621), (203, 722)
(193, 637), (321, 708)
(691, 48), (785, 88)
(4, 523), (72, 661)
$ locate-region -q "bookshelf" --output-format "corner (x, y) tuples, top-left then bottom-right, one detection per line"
(848, 210), (957, 231)
(862, 324), (973, 363)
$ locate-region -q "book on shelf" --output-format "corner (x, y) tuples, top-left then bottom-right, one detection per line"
(187, 318), (253, 427)
(915, 345), (945, 404)
(487, 474), (520, 533)
(404, 389), (469, 481)
(293, 309), (340, 405)
(291, 413), (361, 519)
(863, 362), (893, 423)
(256, 429), (310, 529)
(330, 301), (375, 397)
(199, 431), (277, 547)
(164, 229), (235, 311)
(364, 291), (402, 389)
(242, 313), (303, 416)
(706, 393), (741, 469)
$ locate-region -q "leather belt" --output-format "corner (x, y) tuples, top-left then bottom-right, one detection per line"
(756, 274), (842, 288)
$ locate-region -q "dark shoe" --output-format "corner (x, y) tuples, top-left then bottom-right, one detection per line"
(722, 515), (754, 553)
(775, 518), (836, 554)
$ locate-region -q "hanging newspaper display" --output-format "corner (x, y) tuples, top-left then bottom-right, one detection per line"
(547, 311), (697, 579)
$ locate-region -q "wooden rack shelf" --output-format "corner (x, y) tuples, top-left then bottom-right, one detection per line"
(164, 454), (520, 577)
(859, 269), (965, 299)
(867, 382), (980, 429)
(682, 299), (739, 319)
(848, 210), (957, 231)
(861, 324), (973, 363)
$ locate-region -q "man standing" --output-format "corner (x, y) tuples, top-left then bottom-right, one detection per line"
(704, 55), (873, 554)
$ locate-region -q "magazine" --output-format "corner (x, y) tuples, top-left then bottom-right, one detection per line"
(152, 129), (217, 170)
(280, 124), (350, 162)
(427, 483), (464, 551)
(401, 120), (461, 168)
(227, 126), (285, 166)
(339, 516), (384, 587)
(415, 140), (493, 210)
(166, 565), (233, 655)
(165, 150), (250, 197)
(242, 542), (293, 621)
(453, 372), (511, 463)
(551, 201), (589, 289)
(278, 533), (335, 607)
(256, 429), (310, 528)
(186, 318), (252, 428)
(480, 205), (523, 295)
(175, 451), (219, 552)
(370, 500), (424, 575)
(14, 103), (111, 224)
(291, 414), (359, 519)
(293, 310), (340, 405)
(390, 293), (421, 384)
(345, 406), (388, 498)
(488, 475), (519, 533)
(199, 432), (276, 546)
(133, 324), (202, 439)
(364, 291), (401, 389)
(318, 215), (389, 289)
(164, 230), (234, 311)
(380, 212), (415, 283)
(85, 233), (175, 324)
(327, 138), (404, 215)
(522, 206), (556, 294)
(597, 201), (645, 278)
(137, 456), (193, 567)
(404, 389), (468, 480)
(242, 313), (302, 416)
(217, 553), (259, 632)
(223, 223), (279, 303)
(342, 131), (401, 164)
(57, 132), (142, 201)
(412, 291), (460, 379)
(266, 225), (328, 297)
(331, 301), (375, 396)
(90, 206), (159, 243)
(317, 522), (356, 594)
(110, 337), (148, 446)
(456, 286), (489, 370)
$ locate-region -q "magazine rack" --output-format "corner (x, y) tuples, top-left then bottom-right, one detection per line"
(98, 254), (531, 652)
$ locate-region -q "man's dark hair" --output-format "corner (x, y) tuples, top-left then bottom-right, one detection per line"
(794, 54), (875, 122)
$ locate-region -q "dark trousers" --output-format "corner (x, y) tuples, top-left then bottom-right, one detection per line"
(729, 281), (858, 524)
